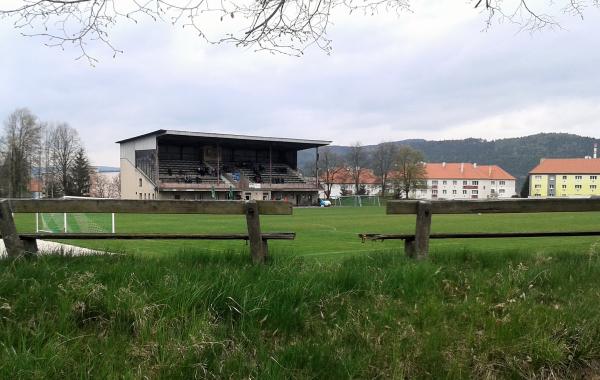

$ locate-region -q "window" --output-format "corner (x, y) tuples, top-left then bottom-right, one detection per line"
(549, 184), (554, 189)
(491, 180), (495, 185)
(535, 175), (542, 180)
(575, 185), (582, 190)
(591, 185), (597, 190)
(139, 193), (142, 199)
(591, 176), (598, 181)
(490, 189), (496, 193)
(499, 181), (505, 185)
(499, 189), (505, 193)
(432, 189), (438, 194)
(432, 180), (438, 185)
(442, 180), (447, 185)
(575, 175), (583, 180)
(535, 184), (541, 189)
(463, 181), (468, 185)
(453, 181), (457, 185)
(462, 190), (467, 195)
(452, 190), (457, 194)
(139, 178), (143, 187)
(562, 176), (568, 180)
(472, 180), (479, 185)
(442, 190), (447, 194)
(562, 184), (567, 189)
(472, 190), (478, 194)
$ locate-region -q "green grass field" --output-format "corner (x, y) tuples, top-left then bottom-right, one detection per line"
(16, 206), (600, 258)
(3, 207), (600, 378)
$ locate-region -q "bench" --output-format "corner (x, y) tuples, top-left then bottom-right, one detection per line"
(359, 199), (600, 259)
(0, 199), (294, 263)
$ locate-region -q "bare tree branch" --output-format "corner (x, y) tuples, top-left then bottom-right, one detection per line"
(0, 0), (597, 62)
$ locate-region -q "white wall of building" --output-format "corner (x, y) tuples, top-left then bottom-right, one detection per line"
(120, 136), (158, 199)
(413, 178), (516, 200)
(327, 183), (381, 198)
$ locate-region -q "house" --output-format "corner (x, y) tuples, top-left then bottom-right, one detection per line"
(528, 149), (600, 198)
(322, 168), (381, 199)
(412, 162), (517, 200)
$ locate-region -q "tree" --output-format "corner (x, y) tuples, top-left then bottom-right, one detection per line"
(318, 147), (345, 199)
(49, 123), (81, 196)
(0, 1), (592, 61)
(393, 146), (427, 199)
(70, 148), (92, 196)
(0, 108), (41, 197)
(372, 141), (396, 197)
(347, 142), (364, 195)
(520, 176), (530, 198)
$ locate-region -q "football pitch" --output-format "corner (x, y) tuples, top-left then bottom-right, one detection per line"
(16, 206), (600, 258)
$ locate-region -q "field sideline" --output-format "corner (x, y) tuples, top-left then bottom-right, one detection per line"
(14, 206), (600, 258)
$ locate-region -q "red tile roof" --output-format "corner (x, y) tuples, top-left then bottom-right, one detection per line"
(529, 158), (600, 174)
(28, 179), (43, 193)
(323, 168), (380, 184)
(423, 163), (515, 180)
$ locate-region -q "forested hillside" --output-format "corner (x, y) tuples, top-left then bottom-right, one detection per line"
(300, 133), (599, 187)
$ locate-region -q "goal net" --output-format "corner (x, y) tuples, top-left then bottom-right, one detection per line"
(36, 196), (115, 234)
(333, 195), (382, 207)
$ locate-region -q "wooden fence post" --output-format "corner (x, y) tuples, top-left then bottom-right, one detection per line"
(245, 201), (267, 264)
(0, 200), (25, 258)
(413, 201), (432, 259)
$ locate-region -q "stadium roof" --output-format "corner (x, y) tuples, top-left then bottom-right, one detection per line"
(116, 129), (331, 149)
(529, 158), (600, 174)
(422, 163), (515, 180)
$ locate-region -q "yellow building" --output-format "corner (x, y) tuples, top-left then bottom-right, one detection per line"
(529, 158), (600, 198)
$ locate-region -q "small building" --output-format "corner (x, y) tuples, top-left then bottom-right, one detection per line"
(117, 130), (330, 206)
(322, 169), (381, 199)
(529, 156), (600, 198)
(413, 162), (517, 200)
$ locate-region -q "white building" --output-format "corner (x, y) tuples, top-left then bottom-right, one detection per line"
(412, 162), (517, 200)
(320, 168), (381, 199)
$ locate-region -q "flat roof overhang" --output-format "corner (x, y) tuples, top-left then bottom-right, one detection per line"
(117, 129), (331, 151)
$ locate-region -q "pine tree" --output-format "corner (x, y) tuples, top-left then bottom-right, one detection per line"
(69, 148), (91, 196)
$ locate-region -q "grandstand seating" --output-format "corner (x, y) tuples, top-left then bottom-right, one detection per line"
(230, 163), (306, 184)
(158, 159), (306, 186)
(158, 160), (220, 184)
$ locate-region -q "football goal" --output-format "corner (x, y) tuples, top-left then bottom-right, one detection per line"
(333, 195), (382, 207)
(36, 196), (115, 234)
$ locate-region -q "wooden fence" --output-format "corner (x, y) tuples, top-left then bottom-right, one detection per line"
(360, 198), (600, 259)
(0, 199), (294, 263)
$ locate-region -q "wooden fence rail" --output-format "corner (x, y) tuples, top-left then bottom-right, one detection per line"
(361, 198), (600, 259)
(0, 199), (293, 263)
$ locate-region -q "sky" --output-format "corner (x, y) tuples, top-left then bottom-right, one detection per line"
(1, 1), (600, 166)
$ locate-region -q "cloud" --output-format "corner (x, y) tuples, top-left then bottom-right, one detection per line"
(0, 1), (599, 166)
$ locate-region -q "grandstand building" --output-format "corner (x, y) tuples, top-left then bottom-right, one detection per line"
(414, 162), (517, 200)
(117, 130), (330, 205)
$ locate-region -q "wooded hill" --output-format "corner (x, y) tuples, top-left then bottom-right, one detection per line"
(300, 133), (600, 187)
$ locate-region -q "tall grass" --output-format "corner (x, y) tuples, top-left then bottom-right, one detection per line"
(2, 244), (600, 378)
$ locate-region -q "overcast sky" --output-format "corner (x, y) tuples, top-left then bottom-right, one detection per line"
(1, 1), (600, 166)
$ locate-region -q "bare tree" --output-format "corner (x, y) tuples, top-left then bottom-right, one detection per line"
(49, 123), (81, 196)
(347, 142), (364, 195)
(0, 108), (41, 197)
(393, 146), (427, 199)
(90, 172), (120, 198)
(371, 141), (396, 197)
(318, 147), (345, 199)
(0, 0), (591, 61)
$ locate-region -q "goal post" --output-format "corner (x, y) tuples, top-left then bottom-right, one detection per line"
(36, 196), (116, 234)
(333, 195), (382, 207)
